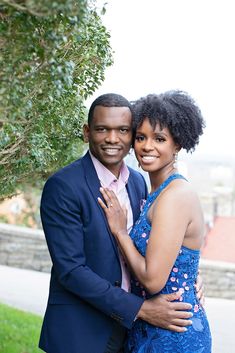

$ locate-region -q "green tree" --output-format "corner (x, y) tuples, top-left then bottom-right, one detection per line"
(0, 0), (113, 200)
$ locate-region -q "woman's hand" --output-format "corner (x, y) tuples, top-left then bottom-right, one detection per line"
(98, 187), (128, 238)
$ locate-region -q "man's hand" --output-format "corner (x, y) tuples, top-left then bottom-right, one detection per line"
(137, 291), (193, 332)
(195, 270), (205, 308)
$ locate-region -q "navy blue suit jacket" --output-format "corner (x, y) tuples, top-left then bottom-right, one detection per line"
(39, 152), (148, 353)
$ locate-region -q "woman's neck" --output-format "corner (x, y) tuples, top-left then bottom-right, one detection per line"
(149, 167), (178, 193)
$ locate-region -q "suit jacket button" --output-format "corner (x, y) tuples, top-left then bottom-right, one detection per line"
(115, 280), (121, 287)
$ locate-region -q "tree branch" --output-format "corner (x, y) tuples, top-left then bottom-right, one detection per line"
(1, 0), (48, 17)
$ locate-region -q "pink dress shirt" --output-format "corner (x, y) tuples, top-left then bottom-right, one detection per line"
(90, 152), (133, 292)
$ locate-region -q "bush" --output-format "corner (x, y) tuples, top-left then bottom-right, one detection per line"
(0, 0), (113, 200)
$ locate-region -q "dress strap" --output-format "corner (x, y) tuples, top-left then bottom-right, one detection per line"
(146, 173), (187, 205)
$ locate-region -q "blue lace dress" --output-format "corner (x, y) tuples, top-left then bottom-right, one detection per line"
(125, 174), (212, 353)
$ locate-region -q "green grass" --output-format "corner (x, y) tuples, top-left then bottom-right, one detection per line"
(0, 302), (43, 353)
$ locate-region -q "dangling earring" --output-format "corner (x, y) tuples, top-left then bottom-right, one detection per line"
(173, 153), (178, 169)
(128, 147), (133, 155)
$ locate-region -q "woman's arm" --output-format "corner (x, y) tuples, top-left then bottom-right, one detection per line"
(98, 185), (192, 294)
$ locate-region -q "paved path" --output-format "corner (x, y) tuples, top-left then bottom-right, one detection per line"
(0, 265), (234, 353)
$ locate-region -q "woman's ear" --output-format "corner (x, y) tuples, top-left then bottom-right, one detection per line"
(175, 144), (182, 154)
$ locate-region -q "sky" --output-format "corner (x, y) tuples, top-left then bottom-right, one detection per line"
(87, 0), (235, 160)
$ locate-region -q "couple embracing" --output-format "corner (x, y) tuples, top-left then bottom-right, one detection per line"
(39, 92), (211, 353)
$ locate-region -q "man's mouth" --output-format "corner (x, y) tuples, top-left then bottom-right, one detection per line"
(102, 147), (122, 155)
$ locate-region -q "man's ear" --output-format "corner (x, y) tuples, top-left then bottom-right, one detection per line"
(83, 124), (89, 143)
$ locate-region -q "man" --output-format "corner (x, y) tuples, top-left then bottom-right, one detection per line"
(39, 93), (197, 353)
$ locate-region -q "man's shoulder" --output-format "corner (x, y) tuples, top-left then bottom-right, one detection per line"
(52, 158), (82, 178)
(45, 156), (86, 189)
(127, 166), (147, 186)
(128, 165), (143, 179)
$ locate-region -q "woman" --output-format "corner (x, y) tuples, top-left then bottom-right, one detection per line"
(98, 90), (212, 352)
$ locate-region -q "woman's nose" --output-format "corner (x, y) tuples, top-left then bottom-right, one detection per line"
(142, 138), (154, 151)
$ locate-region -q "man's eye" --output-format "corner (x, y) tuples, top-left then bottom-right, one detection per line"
(96, 128), (106, 132)
(120, 128), (129, 134)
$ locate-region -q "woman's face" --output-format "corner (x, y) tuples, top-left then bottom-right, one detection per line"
(134, 118), (179, 173)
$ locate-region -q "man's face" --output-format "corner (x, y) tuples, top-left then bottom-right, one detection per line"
(83, 106), (132, 177)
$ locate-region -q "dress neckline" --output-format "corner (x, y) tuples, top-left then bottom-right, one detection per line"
(148, 173), (186, 201)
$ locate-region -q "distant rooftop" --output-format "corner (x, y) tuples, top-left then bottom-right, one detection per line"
(202, 216), (235, 263)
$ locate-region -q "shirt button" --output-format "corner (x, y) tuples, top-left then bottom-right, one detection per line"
(114, 280), (121, 287)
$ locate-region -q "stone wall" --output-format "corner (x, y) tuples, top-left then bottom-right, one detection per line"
(0, 223), (235, 299)
(0, 223), (51, 272)
(200, 259), (235, 299)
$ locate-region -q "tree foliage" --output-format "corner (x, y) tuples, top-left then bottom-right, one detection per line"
(0, 0), (113, 200)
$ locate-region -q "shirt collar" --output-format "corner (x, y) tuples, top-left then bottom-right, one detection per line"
(89, 151), (130, 188)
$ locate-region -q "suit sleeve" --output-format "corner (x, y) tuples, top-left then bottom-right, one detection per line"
(40, 176), (144, 329)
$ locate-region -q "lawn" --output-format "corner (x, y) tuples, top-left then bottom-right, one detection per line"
(0, 302), (42, 353)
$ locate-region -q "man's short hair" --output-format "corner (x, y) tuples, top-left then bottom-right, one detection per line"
(88, 93), (133, 126)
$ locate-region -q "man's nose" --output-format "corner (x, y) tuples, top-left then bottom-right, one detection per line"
(105, 130), (119, 143)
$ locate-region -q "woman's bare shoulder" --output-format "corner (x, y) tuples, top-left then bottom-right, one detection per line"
(158, 179), (199, 208)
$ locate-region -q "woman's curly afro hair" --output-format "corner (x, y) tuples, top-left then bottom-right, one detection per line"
(132, 90), (205, 152)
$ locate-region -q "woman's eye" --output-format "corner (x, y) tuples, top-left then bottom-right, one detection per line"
(135, 135), (144, 141)
(156, 137), (165, 142)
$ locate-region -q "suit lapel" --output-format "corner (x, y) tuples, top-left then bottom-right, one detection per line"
(126, 172), (140, 223)
(81, 152), (120, 259)
(82, 152), (102, 205)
